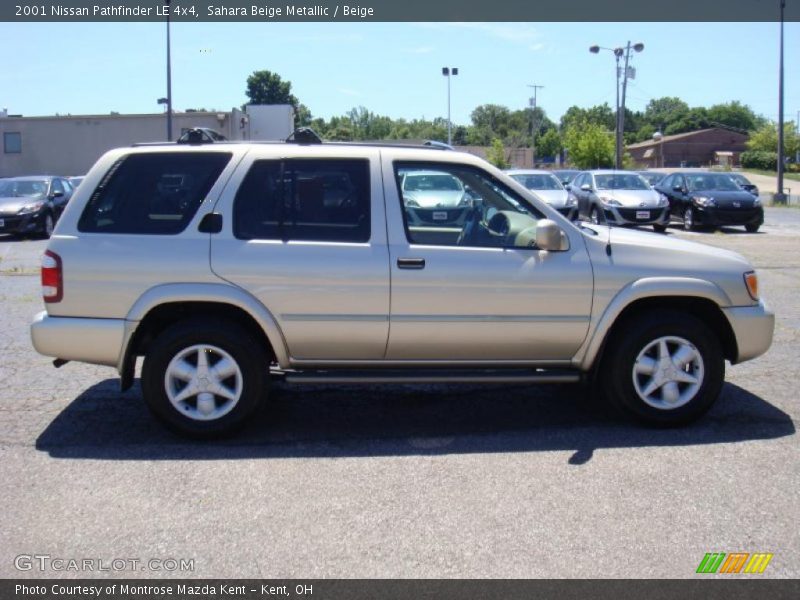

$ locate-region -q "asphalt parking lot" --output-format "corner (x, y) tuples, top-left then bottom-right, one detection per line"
(0, 207), (798, 579)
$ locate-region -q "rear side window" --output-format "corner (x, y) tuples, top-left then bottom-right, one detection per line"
(78, 152), (231, 234)
(233, 158), (370, 242)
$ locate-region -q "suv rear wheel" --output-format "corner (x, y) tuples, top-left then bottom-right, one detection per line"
(141, 318), (268, 438)
(601, 310), (724, 426)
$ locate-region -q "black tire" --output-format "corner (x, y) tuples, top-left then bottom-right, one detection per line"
(745, 223), (760, 233)
(141, 318), (268, 438)
(39, 212), (55, 239)
(682, 207), (696, 231)
(600, 310), (725, 426)
(653, 223), (667, 233)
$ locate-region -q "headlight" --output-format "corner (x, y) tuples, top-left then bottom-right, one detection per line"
(753, 195), (761, 205)
(17, 201), (46, 215)
(565, 196), (577, 206)
(693, 196), (716, 207)
(657, 194), (669, 207)
(599, 195), (621, 206)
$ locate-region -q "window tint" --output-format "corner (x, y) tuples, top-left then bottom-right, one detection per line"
(78, 152), (231, 234)
(395, 162), (544, 249)
(51, 179), (64, 195)
(234, 159), (370, 243)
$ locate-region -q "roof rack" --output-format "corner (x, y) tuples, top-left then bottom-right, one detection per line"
(132, 129), (456, 151)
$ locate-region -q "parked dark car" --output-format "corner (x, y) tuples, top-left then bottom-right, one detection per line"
(655, 172), (764, 232)
(638, 171), (665, 187)
(728, 173), (759, 197)
(553, 169), (580, 185)
(0, 176), (74, 238)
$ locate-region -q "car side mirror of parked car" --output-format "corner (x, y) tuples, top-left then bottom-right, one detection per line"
(580, 184), (591, 192)
(564, 184), (572, 191)
(50, 190), (64, 198)
(536, 219), (569, 251)
(672, 185), (683, 193)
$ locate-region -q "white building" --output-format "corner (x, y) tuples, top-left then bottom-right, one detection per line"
(0, 105), (294, 177)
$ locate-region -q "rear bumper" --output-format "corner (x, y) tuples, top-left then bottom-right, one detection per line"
(722, 299), (775, 363)
(30, 311), (126, 368)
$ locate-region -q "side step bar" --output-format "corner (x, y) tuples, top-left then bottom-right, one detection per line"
(279, 368), (581, 385)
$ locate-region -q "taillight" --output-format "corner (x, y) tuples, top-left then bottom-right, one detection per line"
(41, 250), (63, 303)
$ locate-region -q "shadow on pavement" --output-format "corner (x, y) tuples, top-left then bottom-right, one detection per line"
(35, 379), (794, 464)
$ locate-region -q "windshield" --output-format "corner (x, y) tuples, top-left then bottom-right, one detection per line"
(510, 173), (564, 191)
(639, 172), (663, 185)
(0, 180), (47, 197)
(686, 174), (742, 192)
(403, 173), (464, 192)
(729, 174), (750, 185)
(594, 174), (650, 190)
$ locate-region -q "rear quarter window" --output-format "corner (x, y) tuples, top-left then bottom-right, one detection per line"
(78, 152), (231, 234)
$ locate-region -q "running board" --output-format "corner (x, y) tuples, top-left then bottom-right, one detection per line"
(280, 368), (581, 385)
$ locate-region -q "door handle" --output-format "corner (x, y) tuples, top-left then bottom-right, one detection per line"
(397, 257), (425, 270)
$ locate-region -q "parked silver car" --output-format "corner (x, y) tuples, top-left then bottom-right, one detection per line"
(30, 138), (774, 437)
(569, 170), (670, 233)
(505, 169), (577, 218)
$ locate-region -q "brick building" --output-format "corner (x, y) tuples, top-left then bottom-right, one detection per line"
(627, 127), (749, 168)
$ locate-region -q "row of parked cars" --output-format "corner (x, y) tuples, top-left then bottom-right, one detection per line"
(0, 175), (84, 237)
(507, 168), (764, 233)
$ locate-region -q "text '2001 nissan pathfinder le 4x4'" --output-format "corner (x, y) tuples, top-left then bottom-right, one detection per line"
(30, 130), (774, 437)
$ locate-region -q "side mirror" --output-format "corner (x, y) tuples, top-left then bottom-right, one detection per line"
(672, 185), (683, 193)
(564, 184), (572, 191)
(50, 190), (64, 198)
(536, 219), (569, 251)
(580, 184), (591, 192)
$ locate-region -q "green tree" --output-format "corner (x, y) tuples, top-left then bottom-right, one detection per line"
(747, 121), (800, 159)
(486, 138), (509, 168)
(706, 101), (763, 132)
(245, 70), (298, 107)
(643, 97), (689, 131)
(536, 128), (563, 158)
(563, 120), (615, 169)
(560, 104), (615, 132)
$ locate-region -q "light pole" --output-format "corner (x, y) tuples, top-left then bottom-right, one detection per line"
(165, 0), (173, 141)
(442, 67), (458, 145)
(590, 41), (644, 169)
(528, 84), (544, 167)
(776, 0), (786, 203)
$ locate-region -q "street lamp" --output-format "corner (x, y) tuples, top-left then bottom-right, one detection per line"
(442, 67), (458, 145)
(776, 0), (786, 204)
(590, 41), (644, 169)
(165, 0), (173, 141)
(653, 130), (664, 168)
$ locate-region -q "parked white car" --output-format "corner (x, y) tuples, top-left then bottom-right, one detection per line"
(506, 169), (577, 218)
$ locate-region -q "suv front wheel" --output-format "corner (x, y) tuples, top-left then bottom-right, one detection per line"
(141, 318), (268, 438)
(601, 310), (725, 426)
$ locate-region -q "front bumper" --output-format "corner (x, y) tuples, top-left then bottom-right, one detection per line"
(0, 210), (46, 235)
(694, 205), (764, 228)
(30, 311), (126, 368)
(603, 206), (670, 226)
(722, 299), (775, 363)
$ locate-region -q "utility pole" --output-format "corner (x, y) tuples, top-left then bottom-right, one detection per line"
(528, 84), (544, 167)
(796, 109), (799, 164)
(442, 67), (458, 146)
(776, 0), (786, 203)
(165, 0), (173, 141)
(619, 41), (644, 170)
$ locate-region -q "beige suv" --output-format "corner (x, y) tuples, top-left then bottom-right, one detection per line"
(30, 134), (774, 437)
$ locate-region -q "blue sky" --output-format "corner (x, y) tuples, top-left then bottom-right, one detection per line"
(2, 21), (798, 126)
